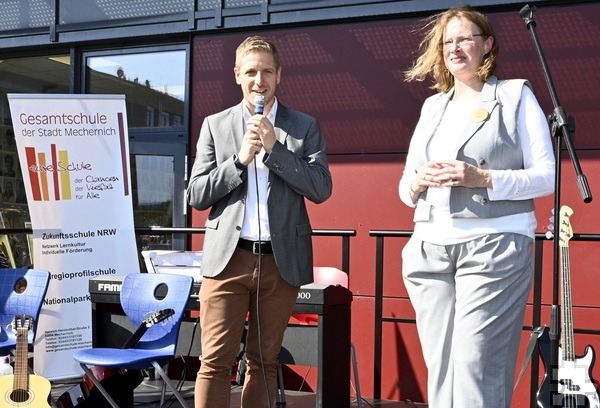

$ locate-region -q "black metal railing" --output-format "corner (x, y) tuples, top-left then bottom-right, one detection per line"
(135, 227), (356, 274)
(1, 226), (356, 274)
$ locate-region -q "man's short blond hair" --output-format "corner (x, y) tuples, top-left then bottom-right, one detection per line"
(235, 36), (280, 70)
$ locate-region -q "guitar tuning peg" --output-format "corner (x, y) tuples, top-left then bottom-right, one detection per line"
(545, 208), (556, 234)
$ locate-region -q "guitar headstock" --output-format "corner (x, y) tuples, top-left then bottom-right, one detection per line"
(143, 308), (175, 328)
(558, 205), (574, 248)
(12, 314), (34, 333)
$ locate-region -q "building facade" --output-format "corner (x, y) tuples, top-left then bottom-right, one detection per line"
(2, 1), (600, 406)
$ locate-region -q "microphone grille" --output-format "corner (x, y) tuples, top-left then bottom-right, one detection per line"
(253, 95), (266, 108)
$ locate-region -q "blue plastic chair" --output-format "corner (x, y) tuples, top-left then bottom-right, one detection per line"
(73, 272), (193, 408)
(0, 268), (50, 356)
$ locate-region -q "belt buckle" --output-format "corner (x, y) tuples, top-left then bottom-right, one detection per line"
(252, 241), (261, 255)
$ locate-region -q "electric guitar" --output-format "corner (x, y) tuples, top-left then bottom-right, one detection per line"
(0, 314), (51, 407)
(537, 206), (600, 407)
(122, 308), (175, 349)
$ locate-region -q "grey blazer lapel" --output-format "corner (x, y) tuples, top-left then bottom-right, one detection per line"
(420, 93), (450, 156)
(274, 104), (291, 145)
(228, 103), (245, 154)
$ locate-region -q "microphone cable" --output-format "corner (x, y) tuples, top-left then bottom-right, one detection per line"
(250, 95), (272, 408)
(253, 158), (272, 408)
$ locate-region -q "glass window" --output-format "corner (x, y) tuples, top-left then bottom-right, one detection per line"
(130, 142), (187, 251)
(86, 48), (188, 251)
(86, 50), (186, 129)
(132, 154), (175, 228)
(0, 55), (70, 267)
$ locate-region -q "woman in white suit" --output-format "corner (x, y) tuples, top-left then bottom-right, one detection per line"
(399, 6), (555, 408)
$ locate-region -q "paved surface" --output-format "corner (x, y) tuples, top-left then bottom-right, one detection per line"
(49, 377), (427, 407)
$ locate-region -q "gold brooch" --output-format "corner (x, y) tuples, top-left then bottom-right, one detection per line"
(472, 108), (489, 122)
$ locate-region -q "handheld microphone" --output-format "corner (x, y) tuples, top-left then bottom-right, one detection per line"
(253, 95), (266, 115)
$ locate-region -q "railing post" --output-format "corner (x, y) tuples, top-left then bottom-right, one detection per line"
(342, 235), (350, 274)
(373, 234), (384, 400)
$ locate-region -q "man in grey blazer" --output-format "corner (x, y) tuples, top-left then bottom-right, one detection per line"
(187, 36), (332, 408)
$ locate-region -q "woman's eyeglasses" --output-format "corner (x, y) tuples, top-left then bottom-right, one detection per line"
(441, 33), (487, 50)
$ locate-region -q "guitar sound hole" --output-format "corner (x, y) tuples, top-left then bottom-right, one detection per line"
(9, 388), (31, 403)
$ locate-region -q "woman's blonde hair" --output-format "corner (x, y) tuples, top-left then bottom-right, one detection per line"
(404, 5), (498, 93)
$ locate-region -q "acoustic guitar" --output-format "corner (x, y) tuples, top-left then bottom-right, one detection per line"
(537, 206), (600, 407)
(0, 314), (51, 407)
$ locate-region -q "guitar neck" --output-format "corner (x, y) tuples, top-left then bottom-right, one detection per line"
(559, 205), (576, 362)
(14, 327), (30, 391)
(561, 245), (576, 361)
(122, 326), (147, 349)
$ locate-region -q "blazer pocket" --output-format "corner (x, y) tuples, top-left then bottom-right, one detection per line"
(296, 223), (312, 237)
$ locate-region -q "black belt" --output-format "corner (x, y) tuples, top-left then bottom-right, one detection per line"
(237, 239), (273, 255)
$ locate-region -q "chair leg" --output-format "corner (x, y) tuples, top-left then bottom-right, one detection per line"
(350, 343), (362, 408)
(78, 364), (120, 408)
(160, 376), (166, 407)
(152, 361), (190, 408)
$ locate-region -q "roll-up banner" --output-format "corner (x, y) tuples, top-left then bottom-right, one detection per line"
(7, 94), (140, 379)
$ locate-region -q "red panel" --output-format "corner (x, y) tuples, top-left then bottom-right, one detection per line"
(308, 154), (411, 296)
(191, 4), (600, 155)
(189, 3), (600, 404)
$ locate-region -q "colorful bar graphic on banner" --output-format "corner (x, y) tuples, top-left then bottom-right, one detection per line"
(25, 144), (72, 201)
